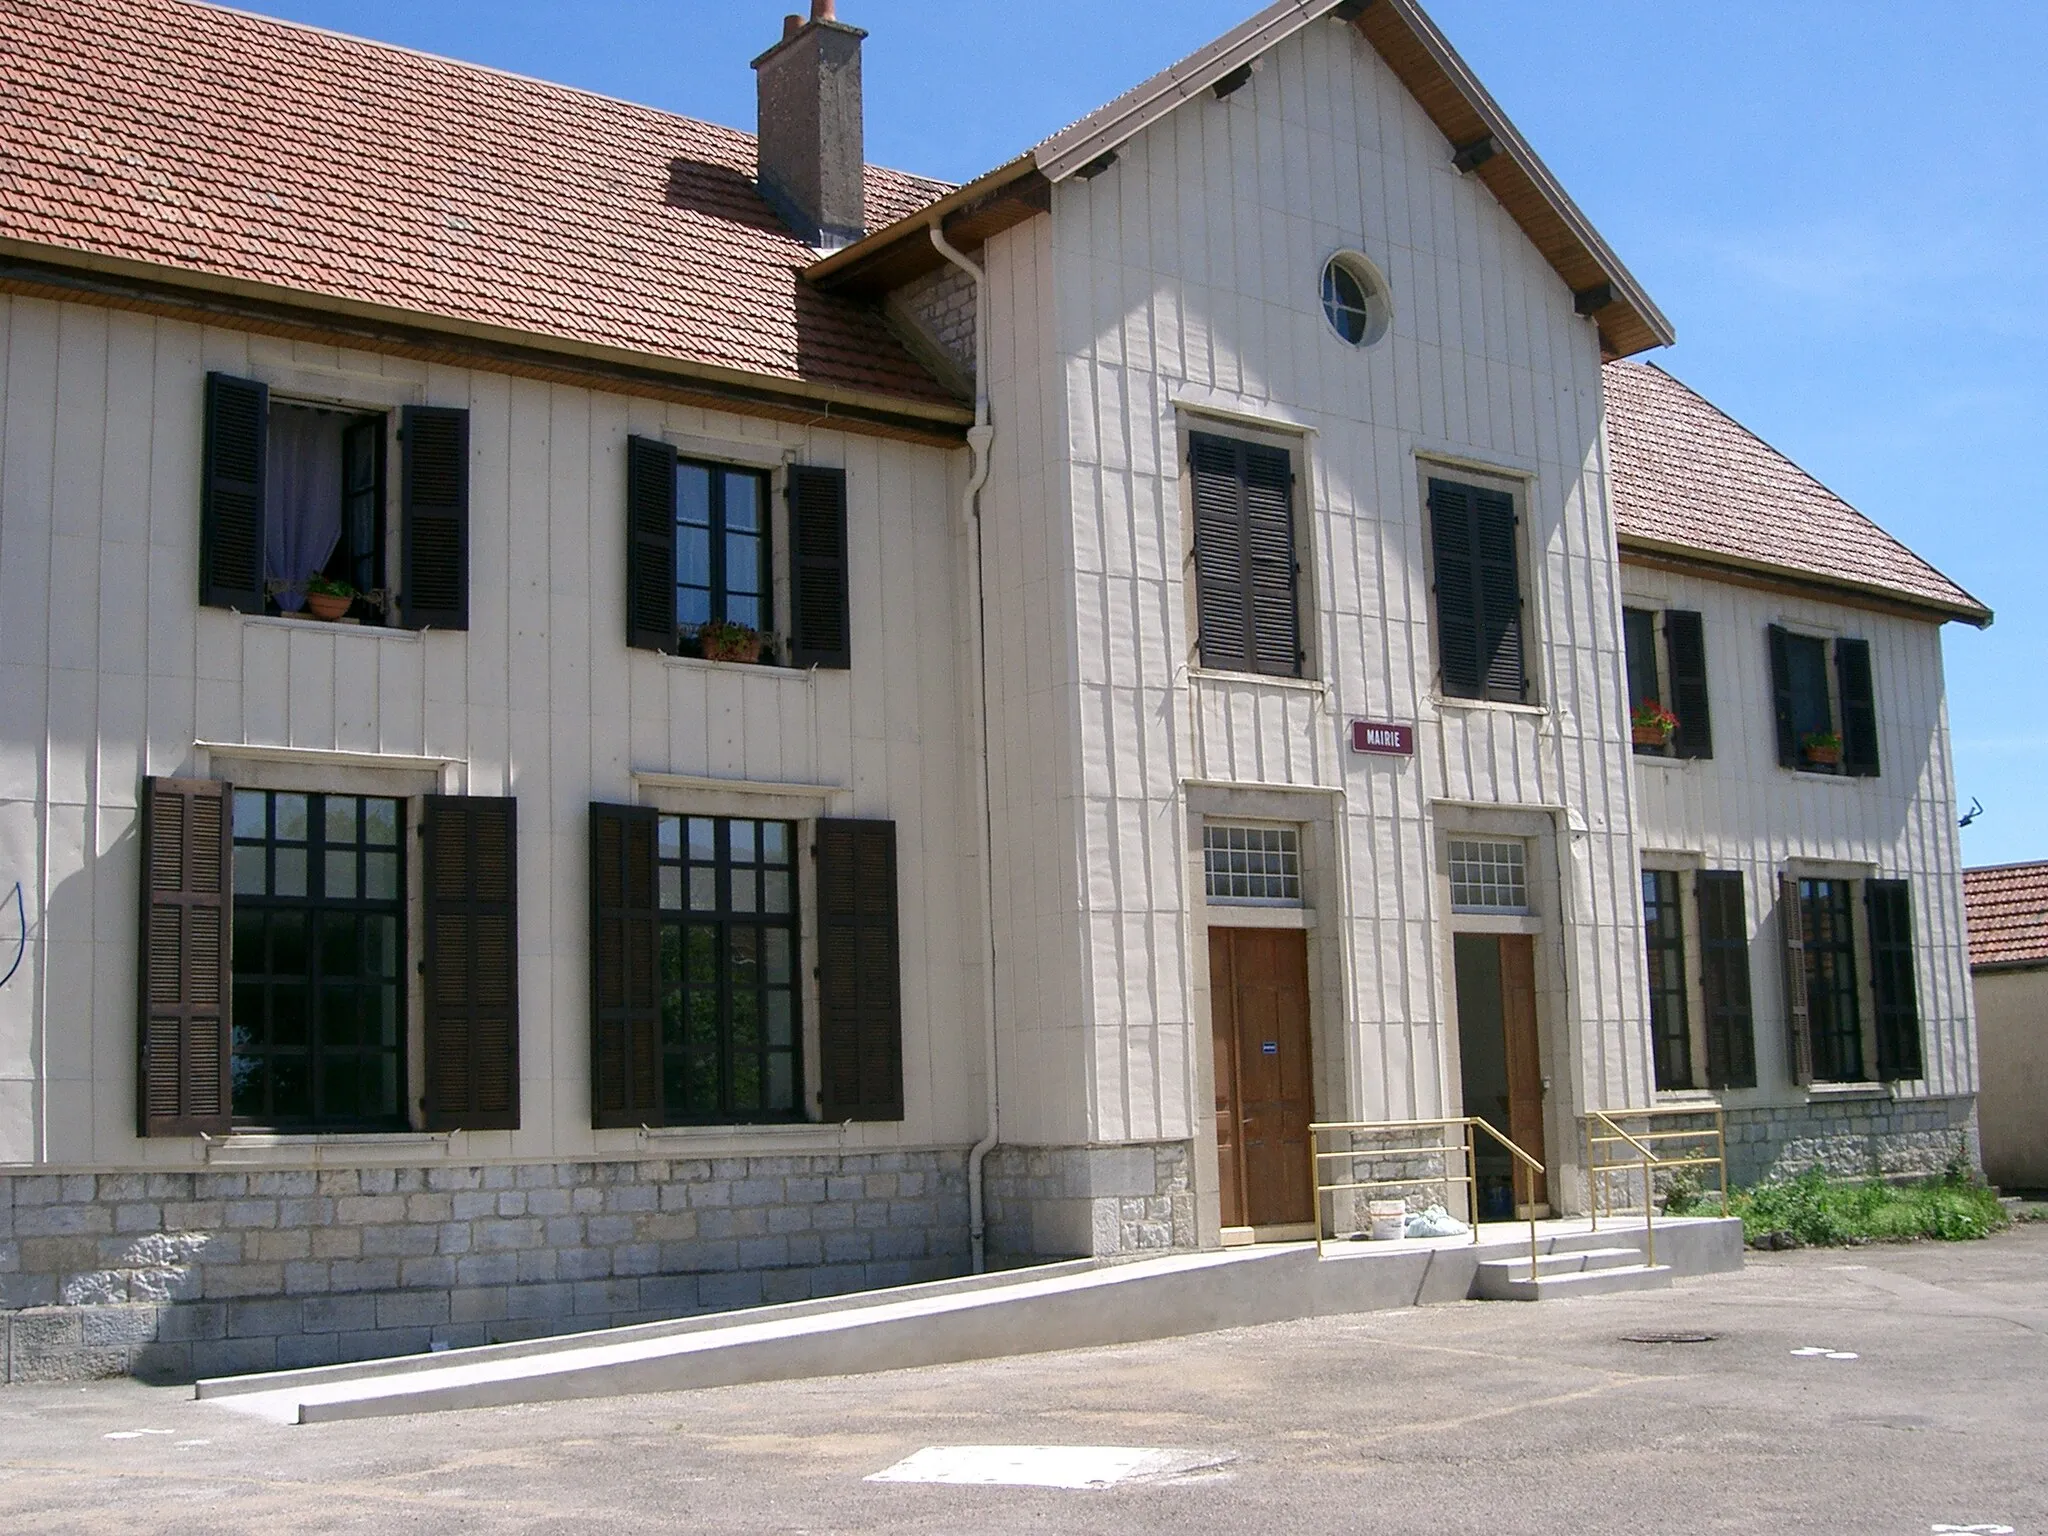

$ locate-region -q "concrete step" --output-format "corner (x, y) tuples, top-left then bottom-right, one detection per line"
(1481, 1245), (1647, 1279)
(1475, 1262), (1674, 1302)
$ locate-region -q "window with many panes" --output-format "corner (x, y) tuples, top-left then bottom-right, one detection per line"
(655, 816), (801, 1122)
(230, 791), (404, 1128)
(1642, 870), (1692, 1090)
(1800, 878), (1863, 1083)
(676, 460), (771, 652)
(1204, 824), (1304, 906)
(1449, 839), (1529, 915)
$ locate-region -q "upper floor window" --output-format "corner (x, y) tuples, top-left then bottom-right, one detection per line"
(1622, 607), (1713, 759)
(1428, 475), (1526, 703)
(1768, 625), (1879, 777)
(1449, 839), (1529, 915)
(198, 373), (470, 631)
(626, 439), (850, 668)
(1320, 252), (1391, 348)
(1189, 431), (1304, 678)
(1204, 823), (1304, 906)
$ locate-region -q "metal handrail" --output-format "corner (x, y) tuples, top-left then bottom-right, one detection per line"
(1308, 1116), (1545, 1281)
(1582, 1104), (1730, 1273)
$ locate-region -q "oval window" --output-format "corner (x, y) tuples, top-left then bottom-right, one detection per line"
(1321, 252), (1389, 347)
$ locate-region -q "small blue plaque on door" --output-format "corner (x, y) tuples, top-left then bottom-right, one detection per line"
(1262, 1041), (1279, 1055)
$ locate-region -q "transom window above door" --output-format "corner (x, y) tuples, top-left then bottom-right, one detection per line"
(1448, 839), (1530, 915)
(1204, 823), (1304, 906)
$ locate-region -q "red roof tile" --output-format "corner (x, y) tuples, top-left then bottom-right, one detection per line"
(1604, 361), (1990, 626)
(0, 0), (958, 408)
(1964, 863), (2048, 970)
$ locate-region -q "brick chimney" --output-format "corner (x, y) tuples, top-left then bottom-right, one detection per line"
(753, 0), (868, 249)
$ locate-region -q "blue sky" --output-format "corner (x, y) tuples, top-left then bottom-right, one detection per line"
(240, 1), (2048, 865)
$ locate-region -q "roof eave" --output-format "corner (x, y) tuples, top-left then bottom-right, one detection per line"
(1617, 534), (1995, 630)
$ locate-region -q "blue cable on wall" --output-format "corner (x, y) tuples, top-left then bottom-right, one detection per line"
(0, 881), (23, 990)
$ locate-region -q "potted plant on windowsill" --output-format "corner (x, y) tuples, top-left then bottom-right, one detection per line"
(1802, 730), (1843, 767)
(697, 619), (764, 664)
(1631, 699), (1679, 749)
(303, 576), (357, 622)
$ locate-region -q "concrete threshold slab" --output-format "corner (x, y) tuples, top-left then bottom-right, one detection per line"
(202, 1216), (1743, 1425)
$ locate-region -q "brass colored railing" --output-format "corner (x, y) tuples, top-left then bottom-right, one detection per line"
(1583, 1105), (1730, 1272)
(1309, 1117), (1545, 1280)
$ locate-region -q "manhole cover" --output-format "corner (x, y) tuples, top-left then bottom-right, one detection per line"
(1621, 1331), (1720, 1345)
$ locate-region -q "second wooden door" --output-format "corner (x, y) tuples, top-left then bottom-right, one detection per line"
(1211, 927), (1315, 1229)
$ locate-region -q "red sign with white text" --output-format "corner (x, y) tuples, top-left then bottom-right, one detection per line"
(1350, 720), (1415, 757)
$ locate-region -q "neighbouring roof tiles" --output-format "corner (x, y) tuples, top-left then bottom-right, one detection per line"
(1964, 864), (2048, 971)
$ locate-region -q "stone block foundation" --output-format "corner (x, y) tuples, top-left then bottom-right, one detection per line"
(0, 1151), (970, 1385)
(983, 1142), (1195, 1259)
(1723, 1094), (1979, 1189)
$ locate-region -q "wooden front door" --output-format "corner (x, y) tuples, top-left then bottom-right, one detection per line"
(1210, 928), (1315, 1229)
(1498, 934), (1549, 1211)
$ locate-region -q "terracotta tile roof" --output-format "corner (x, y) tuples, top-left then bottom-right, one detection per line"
(0, 0), (959, 408)
(1604, 361), (1991, 626)
(1964, 863), (2048, 970)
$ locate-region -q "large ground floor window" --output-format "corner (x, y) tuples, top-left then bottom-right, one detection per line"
(1800, 878), (1863, 1083)
(231, 790), (405, 1128)
(656, 815), (800, 1121)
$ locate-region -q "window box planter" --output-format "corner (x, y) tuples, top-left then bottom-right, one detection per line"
(305, 591), (354, 621)
(1803, 745), (1841, 768)
(1632, 723), (1673, 748)
(1631, 700), (1678, 750)
(697, 624), (765, 664)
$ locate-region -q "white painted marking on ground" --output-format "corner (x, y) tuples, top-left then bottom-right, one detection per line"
(1932, 1525), (2014, 1534)
(1825, 1351), (1860, 1361)
(175, 1440), (212, 1448)
(1790, 1347), (1830, 1357)
(102, 1430), (171, 1440)
(867, 1446), (1230, 1490)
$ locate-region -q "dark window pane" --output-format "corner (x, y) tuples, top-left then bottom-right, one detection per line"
(326, 796), (358, 845)
(658, 815), (683, 861)
(686, 990), (718, 1049)
(1786, 634), (1833, 741)
(233, 790), (267, 842)
(726, 593), (762, 631)
(685, 926), (717, 986)
(274, 795), (309, 842)
(726, 474), (762, 533)
(730, 868), (757, 913)
(689, 867), (717, 912)
(234, 845), (268, 896)
(677, 586), (711, 630)
(271, 910), (308, 974)
(232, 987), (264, 1049)
(232, 1055), (264, 1118)
(271, 1056), (312, 1120)
(730, 821), (758, 864)
(677, 464), (712, 527)
(323, 1055), (359, 1121)
(662, 986), (685, 1049)
(731, 1052), (762, 1112)
(234, 910), (265, 971)
(765, 928), (792, 985)
(761, 823), (790, 865)
(274, 847), (308, 898)
(377, 986), (401, 1048)
(688, 819), (716, 861)
(727, 532), (761, 595)
(767, 990), (793, 1047)
(364, 852), (399, 902)
(731, 989), (760, 1049)
(322, 983), (359, 1048)
(325, 849), (358, 899)
(659, 866), (683, 912)
(767, 1052), (794, 1111)
(272, 984), (308, 1046)
(321, 913), (360, 977)
(763, 870), (791, 915)
(684, 1051), (720, 1116)
(678, 522), (711, 587)
(363, 798), (399, 847)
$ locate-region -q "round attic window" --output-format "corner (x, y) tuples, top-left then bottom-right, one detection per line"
(1321, 252), (1390, 347)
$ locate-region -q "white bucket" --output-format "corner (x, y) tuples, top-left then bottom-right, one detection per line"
(1367, 1200), (1407, 1242)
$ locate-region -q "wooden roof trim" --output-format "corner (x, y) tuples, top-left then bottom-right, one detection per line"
(811, 0), (1672, 359)
(1618, 538), (1994, 630)
(805, 157), (1048, 298)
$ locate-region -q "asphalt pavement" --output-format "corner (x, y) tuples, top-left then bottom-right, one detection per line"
(2, 1222), (2043, 1535)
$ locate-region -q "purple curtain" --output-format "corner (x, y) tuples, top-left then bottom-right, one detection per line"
(264, 407), (343, 612)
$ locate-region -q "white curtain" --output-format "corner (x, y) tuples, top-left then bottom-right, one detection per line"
(264, 407), (343, 612)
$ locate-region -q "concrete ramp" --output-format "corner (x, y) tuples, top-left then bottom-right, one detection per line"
(199, 1217), (1743, 1424)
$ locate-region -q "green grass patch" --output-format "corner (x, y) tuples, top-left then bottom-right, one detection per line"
(1702, 1169), (2010, 1248)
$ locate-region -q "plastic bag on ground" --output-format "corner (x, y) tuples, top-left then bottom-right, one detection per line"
(1406, 1205), (1470, 1238)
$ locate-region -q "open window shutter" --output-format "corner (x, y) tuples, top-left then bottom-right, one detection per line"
(400, 405), (470, 630)
(626, 437), (678, 653)
(1242, 442), (1303, 678)
(1190, 433), (1253, 672)
(422, 796), (520, 1131)
(1666, 610), (1714, 760)
(1428, 479), (1482, 697)
(137, 777), (233, 1137)
(199, 373), (268, 612)
(1867, 879), (1923, 1082)
(816, 819), (903, 1121)
(1837, 638), (1880, 778)
(789, 465), (851, 668)
(1779, 873), (1814, 1086)
(1697, 871), (1756, 1090)
(590, 804), (663, 1128)
(1473, 487), (1526, 702)
(1767, 625), (1799, 769)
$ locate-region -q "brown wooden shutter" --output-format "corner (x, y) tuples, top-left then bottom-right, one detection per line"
(816, 818), (903, 1121)
(789, 465), (851, 669)
(590, 803), (663, 1128)
(137, 777), (233, 1137)
(1190, 433), (1253, 673)
(1429, 479), (1480, 696)
(1697, 870), (1756, 1089)
(400, 405), (470, 630)
(1767, 625), (1799, 769)
(626, 437), (678, 653)
(1867, 879), (1923, 1081)
(1665, 609), (1714, 760)
(1242, 442), (1303, 678)
(1779, 873), (1814, 1086)
(422, 796), (520, 1131)
(199, 373), (269, 612)
(1836, 638), (1880, 778)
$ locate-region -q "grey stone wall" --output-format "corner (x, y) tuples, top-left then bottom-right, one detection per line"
(983, 1142), (1194, 1259)
(893, 264), (977, 375)
(0, 1150), (970, 1385)
(1724, 1094), (1979, 1189)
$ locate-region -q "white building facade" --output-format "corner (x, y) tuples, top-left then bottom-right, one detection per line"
(0, 0), (1985, 1380)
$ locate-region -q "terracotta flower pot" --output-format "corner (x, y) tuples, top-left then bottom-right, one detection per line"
(699, 630), (763, 664)
(1632, 724), (1673, 748)
(305, 591), (353, 621)
(1804, 745), (1841, 767)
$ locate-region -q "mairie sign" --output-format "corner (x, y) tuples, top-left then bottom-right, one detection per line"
(1349, 720), (1415, 757)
